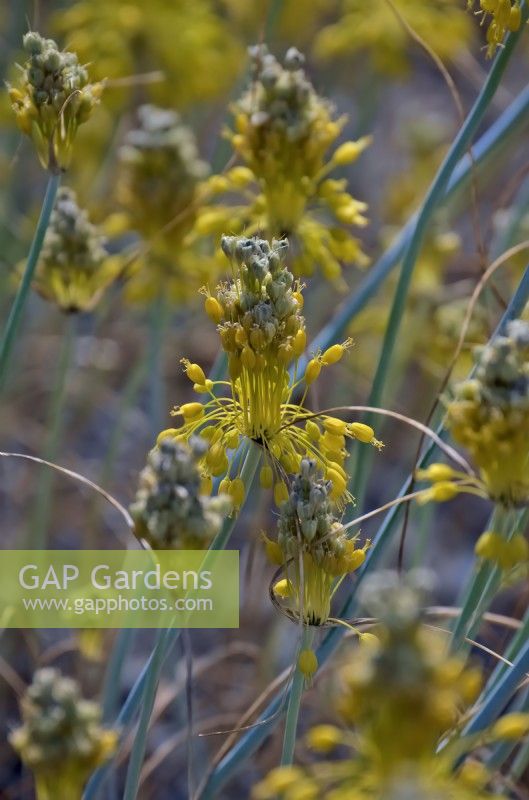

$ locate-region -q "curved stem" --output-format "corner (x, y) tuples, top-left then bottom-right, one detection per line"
(0, 172), (61, 391)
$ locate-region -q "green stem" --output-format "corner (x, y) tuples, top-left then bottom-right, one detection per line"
(281, 626), (314, 766)
(450, 506), (518, 652)
(29, 314), (76, 549)
(0, 172), (61, 391)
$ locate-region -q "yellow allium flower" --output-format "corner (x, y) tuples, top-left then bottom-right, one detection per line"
(272, 458), (369, 625)
(31, 187), (121, 312)
(161, 235), (381, 509)
(194, 46), (370, 287)
(115, 104), (215, 304)
(467, 0), (522, 57)
(314, 0), (473, 75)
(10, 667), (118, 799)
(7, 32), (102, 171)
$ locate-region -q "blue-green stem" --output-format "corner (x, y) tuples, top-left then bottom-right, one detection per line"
(86, 443), (261, 800)
(0, 172), (61, 391)
(281, 626), (314, 766)
(29, 314), (76, 549)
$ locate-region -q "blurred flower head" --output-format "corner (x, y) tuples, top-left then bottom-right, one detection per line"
(130, 436), (231, 550)
(10, 667), (117, 797)
(194, 45), (370, 286)
(8, 31), (102, 171)
(32, 186), (121, 312)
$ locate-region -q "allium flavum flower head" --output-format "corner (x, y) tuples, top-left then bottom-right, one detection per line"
(7, 31), (102, 171)
(195, 45), (370, 286)
(130, 437), (231, 550)
(117, 104), (214, 303)
(10, 667), (117, 799)
(270, 458), (369, 625)
(467, 0), (522, 57)
(314, 0), (473, 76)
(31, 187), (120, 312)
(160, 235), (382, 511)
(417, 320), (529, 508)
(252, 571), (493, 800)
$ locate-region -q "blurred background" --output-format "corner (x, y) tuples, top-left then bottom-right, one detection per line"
(1, 1), (529, 797)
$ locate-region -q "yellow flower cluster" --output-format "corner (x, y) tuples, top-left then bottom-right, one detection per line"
(115, 104), (215, 303)
(467, 0), (522, 57)
(269, 458), (368, 625)
(8, 31), (102, 171)
(252, 572), (501, 800)
(32, 187), (121, 313)
(314, 0), (473, 75)
(194, 46), (370, 286)
(475, 529), (529, 571)
(10, 667), (117, 799)
(159, 235), (382, 511)
(54, 0), (242, 110)
(443, 321), (529, 507)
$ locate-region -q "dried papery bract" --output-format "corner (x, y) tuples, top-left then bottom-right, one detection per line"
(116, 104), (213, 302)
(130, 437), (231, 550)
(162, 235), (382, 510)
(195, 46), (370, 285)
(31, 187), (120, 312)
(10, 668), (117, 800)
(272, 458), (368, 625)
(8, 32), (103, 172)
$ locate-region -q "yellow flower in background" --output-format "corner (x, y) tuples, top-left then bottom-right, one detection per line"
(271, 458), (368, 625)
(115, 104), (216, 303)
(160, 236), (381, 510)
(10, 668), (117, 800)
(7, 32), (102, 171)
(417, 320), (529, 508)
(314, 0), (473, 75)
(252, 571), (499, 800)
(194, 46), (370, 287)
(50, 0), (242, 185)
(54, 0), (242, 108)
(31, 187), (121, 312)
(467, 0), (522, 57)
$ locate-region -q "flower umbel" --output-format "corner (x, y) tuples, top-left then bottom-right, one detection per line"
(8, 31), (103, 171)
(195, 46), (369, 286)
(130, 437), (231, 550)
(117, 104), (213, 303)
(418, 321), (529, 508)
(163, 235), (382, 509)
(10, 668), (117, 800)
(31, 187), (120, 312)
(272, 458), (368, 625)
